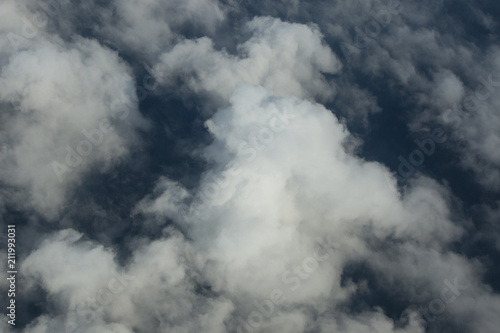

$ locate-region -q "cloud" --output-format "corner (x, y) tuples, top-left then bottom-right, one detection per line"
(17, 82), (468, 332)
(153, 17), (341, 106)
(19, 227), (234, 333)
(310, 0), (500, 190)
(0, 35), (148, 218)
(99, 0), (225, 57)
(135, 84), (480, 332)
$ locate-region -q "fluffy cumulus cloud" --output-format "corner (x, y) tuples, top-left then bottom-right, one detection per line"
(0, 34), (148, 218)
(153, 17), (341, 105)
(135, 84), (488, 332)
(1, 1), (500, 333)
(100, 0), (225, 57)
(15, 228), (233, 333)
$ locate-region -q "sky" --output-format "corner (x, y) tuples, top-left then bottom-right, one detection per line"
(0, 0), (499, 332)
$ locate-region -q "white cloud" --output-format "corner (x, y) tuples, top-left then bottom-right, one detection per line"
(153, 17), (341, 105)
(20, 83), (464, 332)
(100, 0), (225, 58)
(135, 85), (480, 332)
(0, 36), (148, 218)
